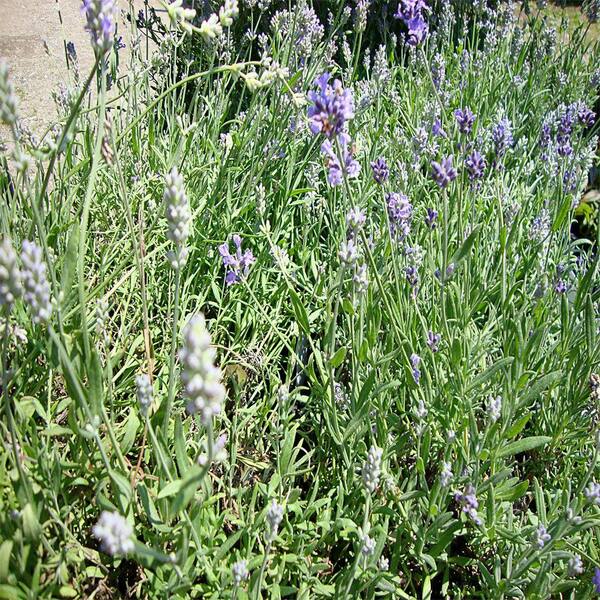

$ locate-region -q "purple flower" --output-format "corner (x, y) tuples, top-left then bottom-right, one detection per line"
(371, 157), (389, 184)
(405, 15), (428, 45)
(593, 568), (600, 593)
(410, 353), (421, 384)
(307, 72), (354, 138)
(425, 208), (438, 229)
(432, 118), (446, 138)
(321, 133), (360, 186)
(540, 121), (551, 150)
(578, 106), (596, 128)
(454, 107), (476, 134)
(455, 484), (482, 525)
(218, 234), (255, 285)
(491, 117), (514, 158)
(82, 0), (117, 56)
(386, 192), (412, 238)
(346, 206), (366, 230)
(464, 150), (486, 181)
(534, 524), (551, 549)
(563, 169), (578, 193)
(427, 331), (441, 352)
(431, 156), (457, 188)
(405, 266), (419, 288)
(394, 0), (429, 46)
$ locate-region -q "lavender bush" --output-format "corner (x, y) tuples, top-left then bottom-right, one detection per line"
(0, 0), (599, 597)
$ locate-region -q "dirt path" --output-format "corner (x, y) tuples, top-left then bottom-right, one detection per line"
(0, 0), (159, 143)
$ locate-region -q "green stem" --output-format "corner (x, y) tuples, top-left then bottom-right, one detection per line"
(2, 315), (32, 502)
(78, 62), (108, 360)
(163, 266), (182, 434)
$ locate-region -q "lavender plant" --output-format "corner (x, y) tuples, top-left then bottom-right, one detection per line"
(1, 0), (600, 598)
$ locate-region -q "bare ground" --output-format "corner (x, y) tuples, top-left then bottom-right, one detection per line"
(0, 0), (158, 144)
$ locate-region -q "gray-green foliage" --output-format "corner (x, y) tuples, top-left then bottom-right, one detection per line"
(0, 1), (599, 598)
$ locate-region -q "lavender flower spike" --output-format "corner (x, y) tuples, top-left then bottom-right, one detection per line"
(465, 150), (486, 181)
(164, 168), (191, 270)
(21, 240), (52, 324)
(431, 156), (457, 188)
(218, 235), (255, 285)
(454, 107), (476, 135)
(0, 238), (22, 309)
(82, 0), (117, 56)
(371, 157), (389, 184)
(92, 511), (134, 555)
(362, 445), (383, 493)
(593, 567), (600, 593)
(307, 73), (355, 138)
(410, 353), (421, 384)
(321, 133), (360, 186)
(180, 314), (226, 424)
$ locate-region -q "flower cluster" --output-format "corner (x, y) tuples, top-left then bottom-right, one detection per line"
(371, 157), (389, 184)
(321, 134), (361, 186)
(92, 511), (134, 555)
(386, 192), (412, 239)
(431, 156), (457, 188)
(307, 73), (355, 138)
(265, 500), (284, 542)
(465, 150), (486, 182)
(135, 374), (153, 416)
(308, 74), (360, 187)
(166, 0), (197, 34)
(455, 484), (482, 525)
(180, 314), (225, 424)
(0, 60), (18, 126)
(232, 559), (249, 586)
(487, 395), (502, 422)
(21, 240), (52, 324)
(82, 0), (117, 56)
(533, 524), (551, 549)
(410, 353), (421, 384)
(394, 0), (429, 46)
(270, 3), (324, 64)
(163, 168), (191, 270)
(362, 445), (383, 493)
(454, 107), (476, 135)
(585, 481), (600, 505)
(0, 238), (22, 309)
(218, 235), (255, 285)
(197, 0), (239, 41)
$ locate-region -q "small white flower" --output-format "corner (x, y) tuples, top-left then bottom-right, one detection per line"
(487, 395), (502, 423)
(359, 529), (375, 556)
(180, 314), (226, 424)
(339, 239), (358, 266)
(232, 558), (249, 586)
(568, 554), (583, 576)
(219, 0), (239, 27)
(533, 524), (551, 549)
(199, 13), (223, 42)
(20, 240), (52, 324)
(378, 555), (389, 571)
(362, 446), (383, 494)
(92, 511), (134, 555)
(0, 238), (22, 308)
(197, 433), (227, 466)
(265, 500), (284, 542)
(135, 374), (153, 416)
(164, 168), (191, 270)
(440, 462), (453, 487)
(0, 61), (19, 125)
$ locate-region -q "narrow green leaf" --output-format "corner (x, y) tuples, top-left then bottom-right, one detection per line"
(289, 288), (310, 334)
(497, 436), (552, 459)
(330, 346), (347, 368)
